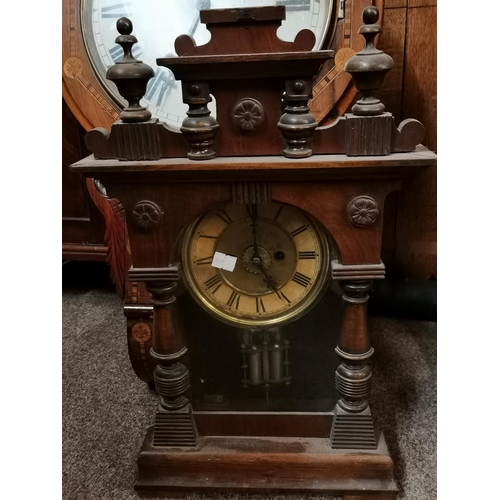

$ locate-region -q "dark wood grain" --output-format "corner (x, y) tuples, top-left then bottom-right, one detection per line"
(84, 178), (127, 296)
(109, 183), (231, 269)
(62, 98), (106, 260)
(384, 0), (408, 8)
(408, 0), (436, 6)
(72, 147), (436, 177)
(194, 412), (332, 438)
(175, 6), (315, 56)
(395, 5), (437, 278)
(136, 428), (398, 495)
(377, 7), (407, 124)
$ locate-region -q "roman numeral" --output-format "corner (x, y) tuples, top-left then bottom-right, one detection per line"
(195, 256), (213, 265)
(255, 297), (266, 313)
(290, 225), (308, 237)
(101, 2), (132, 18)
(273, 205), (283, 221)
(277, 290), (292, 304)
(204, 274), (222, 292)
(292, 272), (311, 287)
(298, 251), (317, 259)
(145, 69), (174, 107)
(109, 45), (122, 63)
(132, 44), (143, 60)
(216, 209), (233, 226)
(227, 291), (240, 309)
(246, 204), (258, 218)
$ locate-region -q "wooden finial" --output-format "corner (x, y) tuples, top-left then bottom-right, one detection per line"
(106, 18), (155, 123)
(278, 79), (318, 158)
(344, 7), (394, 116)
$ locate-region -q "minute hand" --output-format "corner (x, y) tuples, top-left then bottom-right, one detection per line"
(257, 261), (279, 294)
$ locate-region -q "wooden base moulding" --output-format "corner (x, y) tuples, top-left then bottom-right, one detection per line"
(135, 427), (398, 498)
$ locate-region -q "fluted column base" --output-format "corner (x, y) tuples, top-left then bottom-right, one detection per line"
(153, 404), (198, 447)
(330, 404), (376, 450)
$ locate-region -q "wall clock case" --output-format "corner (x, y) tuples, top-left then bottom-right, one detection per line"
(71, 5), (436, 497)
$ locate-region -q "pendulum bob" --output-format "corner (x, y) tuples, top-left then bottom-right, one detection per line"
(241, 329), (291, 387)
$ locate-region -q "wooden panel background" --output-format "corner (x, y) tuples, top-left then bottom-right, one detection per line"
(62, 98), (107, 260)
(377, 0), (437, 279)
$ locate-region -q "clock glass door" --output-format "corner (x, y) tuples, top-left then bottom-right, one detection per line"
(81, 0), (335, 130)
(180, 202), (342, 412)
(179, 285), (344, 412)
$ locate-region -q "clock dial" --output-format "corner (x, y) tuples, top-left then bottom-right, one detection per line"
(182, 202), (331, 327)
(81, 0), (334, 131)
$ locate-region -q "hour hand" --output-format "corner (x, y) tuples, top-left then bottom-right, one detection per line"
(257, 261), (279, 293)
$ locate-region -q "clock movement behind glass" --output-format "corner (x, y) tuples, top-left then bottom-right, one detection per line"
(70, 5), (437, 498)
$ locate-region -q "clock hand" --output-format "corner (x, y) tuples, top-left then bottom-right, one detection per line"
(250, 206), (259, 259)
(256, 261), (279, 294)
(248, 206), (285, 299)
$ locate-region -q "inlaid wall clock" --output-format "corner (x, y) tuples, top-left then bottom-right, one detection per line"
(62, 0), (384, 132)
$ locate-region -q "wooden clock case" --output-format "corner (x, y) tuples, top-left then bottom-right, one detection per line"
(71, 5), (436, 497)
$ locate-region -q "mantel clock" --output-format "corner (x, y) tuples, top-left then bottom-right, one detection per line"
(71, 5), (436, 498)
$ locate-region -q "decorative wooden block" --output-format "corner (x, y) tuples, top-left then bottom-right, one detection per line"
(345, 114), (393, 156)
(112, 120), (161, 160)
(231, 182), (271, 204)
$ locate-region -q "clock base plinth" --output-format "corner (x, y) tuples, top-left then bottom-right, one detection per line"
(135, 427), (398, 498)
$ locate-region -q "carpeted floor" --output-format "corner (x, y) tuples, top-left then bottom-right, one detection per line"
(62, 272), (436, 500)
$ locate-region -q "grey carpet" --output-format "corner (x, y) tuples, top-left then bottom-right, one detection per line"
(62, 288), (436, 500)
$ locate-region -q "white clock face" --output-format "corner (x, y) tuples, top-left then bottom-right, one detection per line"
(81, 0), (334, 131)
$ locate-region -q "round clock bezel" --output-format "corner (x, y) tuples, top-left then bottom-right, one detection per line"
(181, 202), (333, 328)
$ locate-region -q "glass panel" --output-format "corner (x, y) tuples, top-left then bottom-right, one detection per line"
(181, 286), (342, 412)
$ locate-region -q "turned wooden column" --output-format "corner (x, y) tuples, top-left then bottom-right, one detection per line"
(180, 81), (219, 160)
(278, 77), (317, 158)
(331, 279), (377, 449)
(139, 267), (197, 447)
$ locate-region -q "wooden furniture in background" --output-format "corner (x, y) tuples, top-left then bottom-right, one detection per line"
(62, 97), (106, 261)
(71, 6), (436, 496)
(376, 0), (437, 279)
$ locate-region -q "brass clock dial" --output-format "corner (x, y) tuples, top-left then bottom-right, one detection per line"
(182, 202), (331, 327)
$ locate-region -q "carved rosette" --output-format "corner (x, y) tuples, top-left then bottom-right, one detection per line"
(347, 196), (379, 227)
(131, 201), (163, 231)
(131, 322), (152, 342)
(63, 57), (83, 79)
(232, 98), (264, 132)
